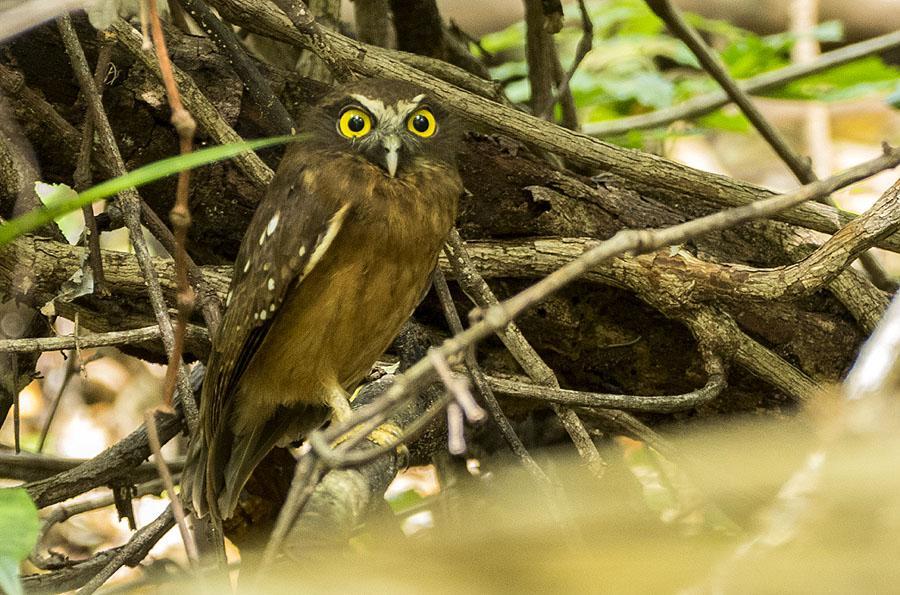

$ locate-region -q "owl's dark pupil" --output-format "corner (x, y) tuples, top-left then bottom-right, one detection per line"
(412, 114), (429, 133)
(347, 115), (365, 132)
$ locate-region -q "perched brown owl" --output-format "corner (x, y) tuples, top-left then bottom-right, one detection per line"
(183, 78), (463, 521)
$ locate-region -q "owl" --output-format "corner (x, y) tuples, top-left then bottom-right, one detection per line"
(183, 78), (463, 521)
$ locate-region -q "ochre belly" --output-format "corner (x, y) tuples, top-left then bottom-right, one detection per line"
(231, 232), (434, 430)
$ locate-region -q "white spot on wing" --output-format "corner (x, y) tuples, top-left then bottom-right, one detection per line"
(267, 211), (280, 236)
(225, 290), (232, 307)
(258, 228), (266, 246)
(267, 277), (275, 291)
(243, 261), (250, 273)
(298, 245), (306, 257)
(259, 309), (268, 320)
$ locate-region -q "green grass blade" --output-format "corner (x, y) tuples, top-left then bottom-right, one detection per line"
(0, 135), (297, 246)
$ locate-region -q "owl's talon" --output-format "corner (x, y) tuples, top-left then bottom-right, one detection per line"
(333, 421), (407, 462)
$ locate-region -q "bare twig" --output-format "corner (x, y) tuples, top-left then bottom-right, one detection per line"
(25, 407), (184, 508)
(73, 30), (114, 296)
(524, 0), (556, 118)
(138, 203), (221, 336)
(73, 506), (176, 595)
(645, 0), (894, 290)
(257, 455), (324, 571)
(446, 230), (605, 476)
(12, 353), (20, 453)
(0, 324), (209, 354)
(432, 268), (551, 483)
(57, 15), (199, 432)
(427, 349), (485, 424)
(36, 349), (78, 453)
(145, 409), (198, 565)
(270, 0), (351, 80)
(145, 0), (198, 410)
(30, 478), (166, 570)
(487, 363), (725, 413)
(583, 29), (900, 137)
(0, 450), (182, 483)
(540, 0), (592, 120)
(175, 0), (296, 135)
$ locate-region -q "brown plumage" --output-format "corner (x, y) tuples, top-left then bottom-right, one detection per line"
(183, 78), (462, 521)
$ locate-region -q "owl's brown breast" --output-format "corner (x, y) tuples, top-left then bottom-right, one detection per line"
(229, 154), (461, 435)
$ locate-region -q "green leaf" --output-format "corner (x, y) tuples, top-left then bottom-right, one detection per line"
(0, 488), (39, 595)
(35, 182), (83, 244)
(0, 135), (297, 246)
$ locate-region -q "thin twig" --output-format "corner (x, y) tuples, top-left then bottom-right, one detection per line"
(36, 350), (78, 453)
(540, 0), (592, 120)
(432, 268), (552, 483)
(0, 325), (209, 354)
(175, 0), (295, 135)
(257, 456), (324, 572)
(145, 0), (198, 409)
(427, 349), (486, 424)
(73, 506), (175, 595)
(583, 29), (900, 137)
(444, 230), (606, 477)
(0, 450), (183, 483)
(30, 478), (166, 570)
(645, 0), (894, 290)
(145, 409), (198, 565)
(57, 15), (199, 433)
(270, 0), (351, 81)
(12, 353), (20, 453)
(73, 30), (114, 296)
(487, 365), (725, 413)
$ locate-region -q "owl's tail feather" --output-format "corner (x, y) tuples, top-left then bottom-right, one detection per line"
(182, 404), (328, 521)
(217, 423), (279, 518)
(217, 406), (325, 519)
(182, 432), (212, 518)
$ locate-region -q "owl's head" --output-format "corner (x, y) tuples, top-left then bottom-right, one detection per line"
(302, 78), (460, 178)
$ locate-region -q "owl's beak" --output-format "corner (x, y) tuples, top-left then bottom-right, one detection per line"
(382, 134), (401, 178)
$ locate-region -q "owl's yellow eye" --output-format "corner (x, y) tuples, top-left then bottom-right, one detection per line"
(407, 108), (437, 138)
(338, 108), (372, 138)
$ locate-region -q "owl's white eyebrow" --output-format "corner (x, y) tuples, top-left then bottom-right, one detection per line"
(349, 94), (385, 116)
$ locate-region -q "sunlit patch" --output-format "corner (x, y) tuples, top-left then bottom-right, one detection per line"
(58, 411), (108, 458)
(17, 379), (43, 419)
(400, 510), (434, 536)
(83, 357), (130, 392)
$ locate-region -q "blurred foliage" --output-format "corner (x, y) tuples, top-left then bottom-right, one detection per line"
(0, 489), (39, 595)
(475, 0), (900, 146)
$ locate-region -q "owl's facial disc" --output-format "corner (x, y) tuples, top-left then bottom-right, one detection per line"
(339, 93), (431, 178)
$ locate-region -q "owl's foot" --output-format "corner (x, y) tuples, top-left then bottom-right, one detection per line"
(333, 421), (410, 467)
(325, 386), (353, 423)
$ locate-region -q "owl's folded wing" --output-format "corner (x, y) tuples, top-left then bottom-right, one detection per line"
(202, 153), (351, 442)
